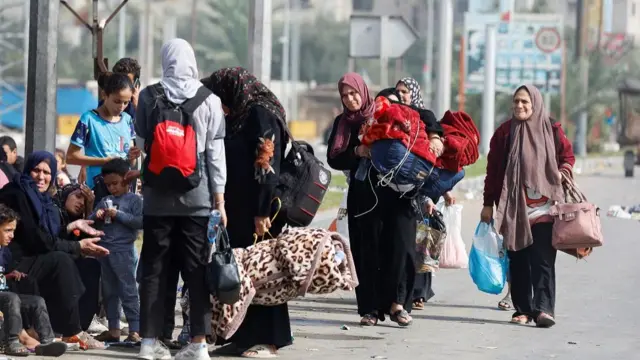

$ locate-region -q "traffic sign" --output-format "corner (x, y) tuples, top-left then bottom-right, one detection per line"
(535, 27), (561, 53)
(349, 14), (418, 59)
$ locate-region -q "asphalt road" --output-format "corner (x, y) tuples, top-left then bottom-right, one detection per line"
(26, 168), (640, 359)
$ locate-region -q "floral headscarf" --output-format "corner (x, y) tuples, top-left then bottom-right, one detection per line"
(202, 67), (286, 137)
(397, 77), (425, 109)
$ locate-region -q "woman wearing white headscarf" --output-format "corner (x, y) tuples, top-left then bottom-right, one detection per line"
(135, 38), (227, 360)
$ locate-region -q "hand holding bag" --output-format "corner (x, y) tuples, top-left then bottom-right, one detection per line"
(548, 173), (603, 255)
(206, 226), (242, 305)
(414, 210), (447, 273)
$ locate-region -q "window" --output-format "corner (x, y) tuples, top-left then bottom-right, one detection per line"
(353, 0), (374, 11)
(632, 2), (637, 16)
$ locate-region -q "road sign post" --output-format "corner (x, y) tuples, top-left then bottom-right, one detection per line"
(349, 14), (418, 86)
(463, 12), (564, 95)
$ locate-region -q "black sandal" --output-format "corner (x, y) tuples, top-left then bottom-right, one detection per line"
(390, 309), (412, 327)
(5, 341), (29, 357)
(35, 341), (68, 357)
(359, 313), (378, 326)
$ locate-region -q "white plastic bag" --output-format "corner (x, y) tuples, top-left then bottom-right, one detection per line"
(438, 204), (468, 269)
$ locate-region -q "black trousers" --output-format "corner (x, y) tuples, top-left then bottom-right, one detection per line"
(162, 258), (183, 340)
(139, 215), (211, 338)
(17, 252), (84, 337)
(508, 222), (557, 318)
(0, 292), (56, 344)
(76, 257), (101, 331)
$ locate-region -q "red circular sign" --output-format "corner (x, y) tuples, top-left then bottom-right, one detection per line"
(535, 27), (561, 53)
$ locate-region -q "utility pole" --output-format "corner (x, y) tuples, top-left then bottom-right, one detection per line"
(60, 0), (129, 83)
(290, 0), (301, 121)
(379, 15), (389, 87)
(481, 24), (497, 156)
(434, 0), (453, 118)
(423, 0), (434, 109)
(248, 0), (273, 86)
(118, 4), (126, 59)
(575, 0), (588, 157)
(280, 1), (291, 116)
(25, 0), (59, 155)
(190, 0), (198, 45)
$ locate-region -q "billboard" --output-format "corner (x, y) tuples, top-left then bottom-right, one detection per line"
(463, 12), (564, 95)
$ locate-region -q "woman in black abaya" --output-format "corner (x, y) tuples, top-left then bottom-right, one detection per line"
(202, 67), (290, 358)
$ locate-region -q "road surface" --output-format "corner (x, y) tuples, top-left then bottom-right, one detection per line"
(26, 168), (640, 359)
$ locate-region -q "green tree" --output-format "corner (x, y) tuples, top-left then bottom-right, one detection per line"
(186, 0), (250, 73)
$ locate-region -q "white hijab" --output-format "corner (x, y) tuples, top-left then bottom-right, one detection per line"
(160, 38), (202, 104)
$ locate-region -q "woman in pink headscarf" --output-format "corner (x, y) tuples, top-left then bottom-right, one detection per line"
(327, 73), (418, 327)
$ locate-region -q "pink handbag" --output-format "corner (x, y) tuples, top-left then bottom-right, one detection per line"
(548, 173), (603, 251)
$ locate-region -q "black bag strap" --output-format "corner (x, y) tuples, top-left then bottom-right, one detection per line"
(215, 225), (232, 252)
(147, 83), (211, 114)
(180, 86), (212, 114)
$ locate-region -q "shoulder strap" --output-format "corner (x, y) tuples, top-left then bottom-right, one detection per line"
(179, 86), (212, 114)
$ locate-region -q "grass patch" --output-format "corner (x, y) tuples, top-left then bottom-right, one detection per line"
(463, 157), (488, 178)
(319, 190), (344, 212)
(330, 173), (348, 189)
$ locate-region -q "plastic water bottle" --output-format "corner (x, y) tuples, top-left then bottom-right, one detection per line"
(207, 210), (222, 258)
(354, 158), (370, 181)
(104, 199), (113, 224)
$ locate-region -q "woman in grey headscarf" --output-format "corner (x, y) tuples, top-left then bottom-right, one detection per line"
(135, 38), (227, 360)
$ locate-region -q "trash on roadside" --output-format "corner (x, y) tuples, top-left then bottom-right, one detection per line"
(340, 325), (350, 330)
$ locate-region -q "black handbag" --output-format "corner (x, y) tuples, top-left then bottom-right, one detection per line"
(206, 226), (241, 305)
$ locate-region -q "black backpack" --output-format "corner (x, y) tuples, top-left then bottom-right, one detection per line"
(274, 121), (332, 227)
(141, 84), (211, 193)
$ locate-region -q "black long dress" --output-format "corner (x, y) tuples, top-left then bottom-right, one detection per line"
(412, 108), (445, 305)
(326, 115), (417, 320)
(221, 105), (291, 350)
(0, 183), (86, 337)
(54, 190), (101, 332)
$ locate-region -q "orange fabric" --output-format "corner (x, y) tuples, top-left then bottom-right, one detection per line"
(328, 218), (337, 232)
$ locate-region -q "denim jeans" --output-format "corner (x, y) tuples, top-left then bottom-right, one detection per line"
(0, 292), (55, 344)
(99, 247), (140, 333)
(371, 140), (465, 200)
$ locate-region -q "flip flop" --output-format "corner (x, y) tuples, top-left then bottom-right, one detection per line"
(241, 344), (278, 358)
(413, 299), (425, 310)
(359, 313), (378, 326)
(510, 315), (530, 325)
(498, 297), (513, 311)
(35, 341), (68, 357)
(536, 313), (556, 328)
(390, 309), (413, 327)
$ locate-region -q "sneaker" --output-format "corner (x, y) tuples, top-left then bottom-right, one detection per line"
(138, 339), (172, 360)
(97, 316), (109, 328)
(87, 315), (109, 334)
(175, 342), (210, 360)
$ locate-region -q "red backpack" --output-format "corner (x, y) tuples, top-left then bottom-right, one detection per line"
(142, 84), (212, 193)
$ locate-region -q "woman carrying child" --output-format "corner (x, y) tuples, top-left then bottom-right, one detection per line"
(327, 73), (417, 327)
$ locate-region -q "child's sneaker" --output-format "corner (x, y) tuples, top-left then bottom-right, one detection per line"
(138, 339), (171, 360)
(175, 342), (209, 360)
(87, 315), (109, 334)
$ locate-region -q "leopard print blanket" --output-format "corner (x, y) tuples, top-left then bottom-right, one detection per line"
(211, 227), (357, 340)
